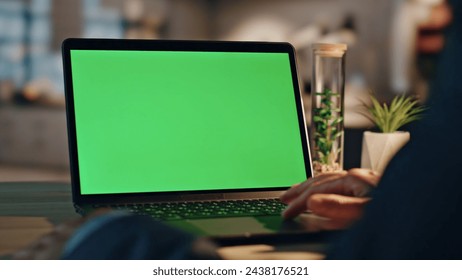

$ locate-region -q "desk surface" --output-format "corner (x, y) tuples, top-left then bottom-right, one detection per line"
(0, 182), (77, 256)
(0, 182), (328, 259)
(0, 182), (76, 222)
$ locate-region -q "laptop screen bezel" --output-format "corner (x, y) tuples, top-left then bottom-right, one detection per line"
(62, 38), (313, 205)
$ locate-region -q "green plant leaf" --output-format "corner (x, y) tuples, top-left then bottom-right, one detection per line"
(330, 116), (343, 126)
(313, 116), (324, 123)
(312, 88), (344, 166)
(330, 131), (342, 141)
(364, 91), (425, 132)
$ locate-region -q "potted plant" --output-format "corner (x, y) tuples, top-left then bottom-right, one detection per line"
(361, 93), (425, 174)
(310, 43), (347, 175)
(312, 88), (344, 174)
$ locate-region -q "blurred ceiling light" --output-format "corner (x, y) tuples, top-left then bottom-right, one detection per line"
(290, 25), (322, 49)
(223, 16), (292, 42)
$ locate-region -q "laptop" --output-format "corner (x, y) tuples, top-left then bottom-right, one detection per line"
(62, 38), (318, 241)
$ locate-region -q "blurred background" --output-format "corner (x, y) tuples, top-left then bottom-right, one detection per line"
(0, 0), (449, 182)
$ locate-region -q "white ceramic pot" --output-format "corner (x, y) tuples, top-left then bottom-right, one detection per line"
(360, 131), (410, 174)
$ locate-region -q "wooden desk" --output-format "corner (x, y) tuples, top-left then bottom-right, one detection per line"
(0, 182), (327, 259)
(0, 182), (77, 256)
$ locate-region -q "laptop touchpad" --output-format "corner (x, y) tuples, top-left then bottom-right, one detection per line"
(187, 217), (275, 236)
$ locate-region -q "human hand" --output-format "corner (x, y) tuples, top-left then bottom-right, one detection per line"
(280, 169), (380, 222)
(12, 209), (111, 260)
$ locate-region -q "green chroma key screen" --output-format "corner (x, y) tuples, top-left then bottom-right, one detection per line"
(70, 50), (307, 195)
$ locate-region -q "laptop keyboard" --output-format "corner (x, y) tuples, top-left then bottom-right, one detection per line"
(93, 198), (287, 221)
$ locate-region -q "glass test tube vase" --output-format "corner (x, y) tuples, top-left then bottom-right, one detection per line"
(311, 43), (347, 175)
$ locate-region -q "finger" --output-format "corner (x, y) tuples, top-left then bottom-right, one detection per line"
(282, 173), (350, 219)
(282, 189), (313, 219)
(280, 171), (347, 203)
(302, 174), (360, 198)
(302, 171), (375, 199)
(348, 168), (381, 187)
(308, 193), (370, 221)
(281, 169), (376, 219)
(280, 177), (315, 203)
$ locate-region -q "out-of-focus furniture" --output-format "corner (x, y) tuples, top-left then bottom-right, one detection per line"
(0, 105), (69, 168)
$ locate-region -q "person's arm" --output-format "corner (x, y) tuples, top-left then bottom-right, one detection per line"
(281, 169), (380, 223)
